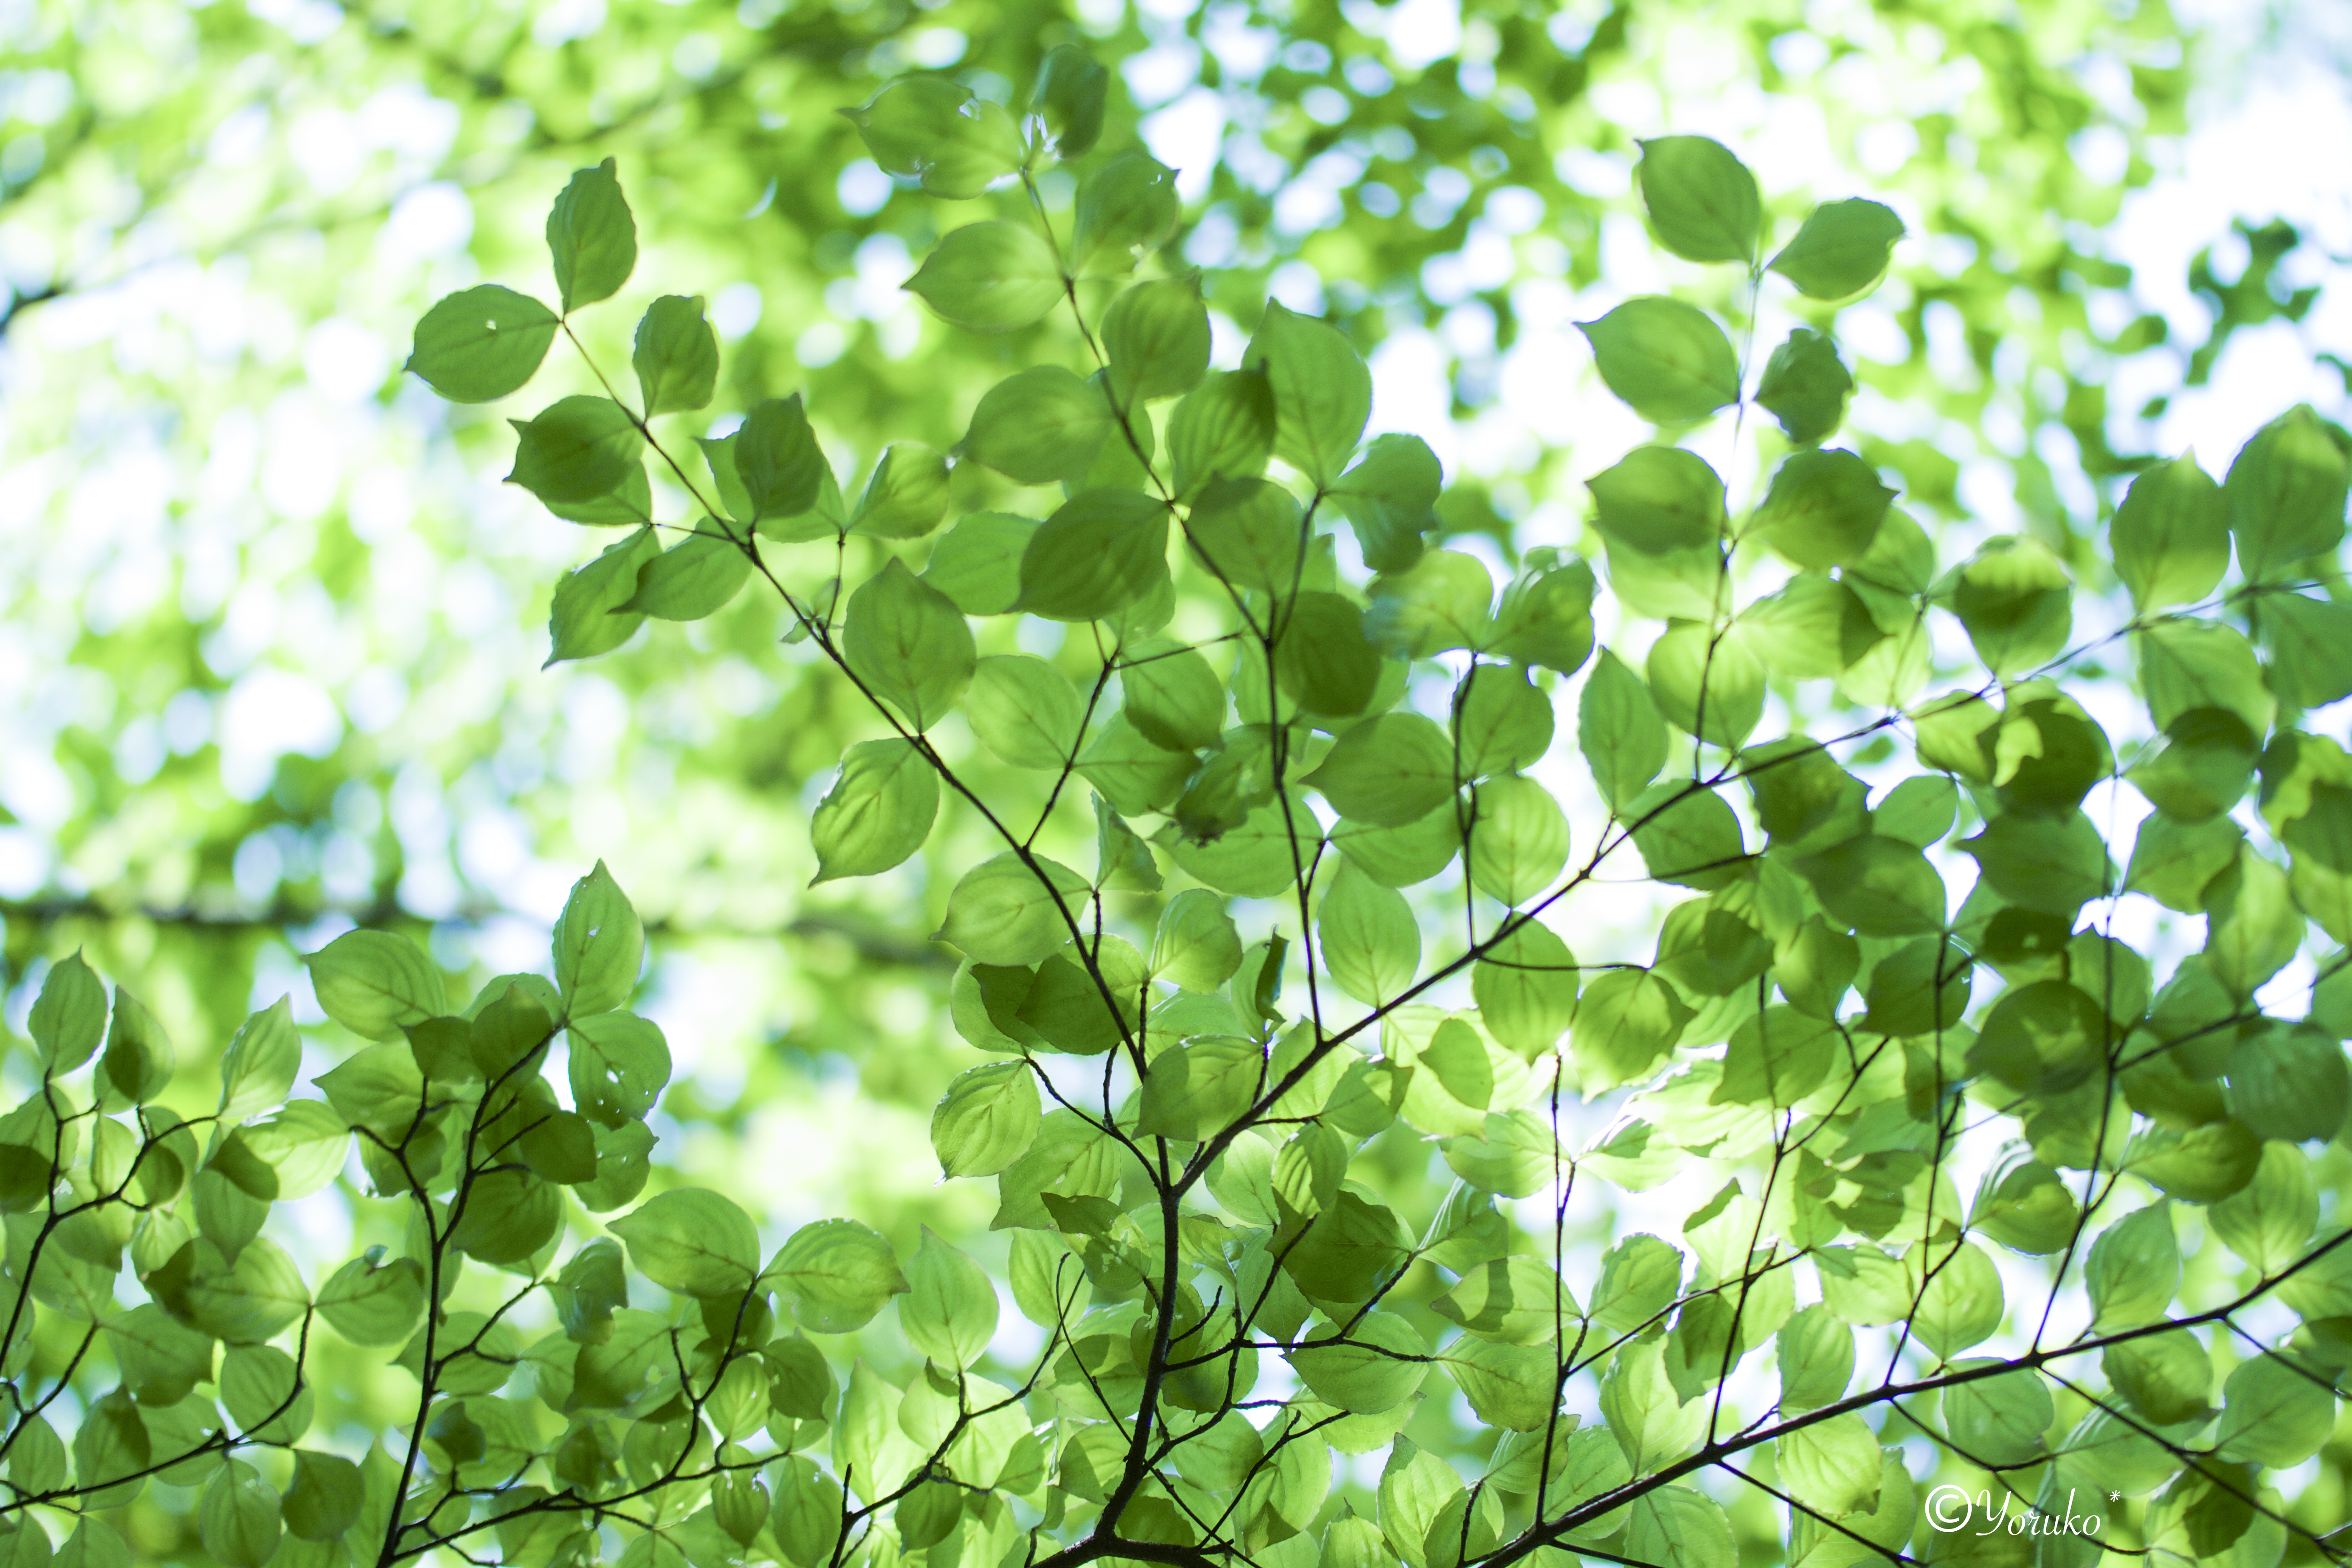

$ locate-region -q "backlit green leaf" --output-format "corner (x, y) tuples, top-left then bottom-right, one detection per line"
(546, 157), (636, 313)
(1768, 198), (1904, 299)
(408, 285), (559, 403)
(1577, 297), (1740, 423)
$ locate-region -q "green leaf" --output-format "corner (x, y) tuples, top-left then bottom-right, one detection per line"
(1433, 1256), (1577, 1345)
(1492, 560), (1597, 674)
(1755, 328), (1852, 444)
(901, 1228), (998, 1369)
(923, 511), (1035, 615)
(1911, 1238), (2004, 1357)
(1579, 648), (1668, 811)
(609, 1188), (759, 1299)
(282, 1450), (362, 1542)
(2205, 846), (2303, 997)
(2126, 810), (2242, 911)
(2131, 709), (2256, 824)
(1646, 621), (1764, 750)
(167, 1237), (311, 1344)
(1330, 805), (1461, 890)
(1948, 537), (2073, 675)
(620, 524), (751, 620)
(98, 987), (172, 1109)
(1124, 640), (1225, 748)
(966, 655), (1083, 769)
(630, 294), (717, 415)
(1286, 1313), (1428, 1412)
(220, 1343), (311, 1443)
(963, 365), (1111, 485)
(1586, 1235), (1682, 1340)
(851, 442), (951, 539)
(1813, 1244), (1912, 1327)
(553, 861), (642, 1018)
(546, 158), (636, 313)
(1247, 301), (1371, 487)
(1375, 1439), (1462, 1568)
(1332, 433), (1443, 572)
(1068, 150), (1175, 275)
(843, 76), (1022, 199)
(1018, 488), (1170, 621)
(1362, 553), (1490, 662)
(843, 559), (975, 730)
(906, 221), (1063, 333)
(1080, 714), (1193, 816)
(1138, 1035), (1264, 1140)
(734, 394), (826, 526)
(1185, 475), (1303, 594)
(2263, 593), (2352, 710)
(104, 1303), (214, 1404)
(1168, 370), (1276, 498)
(931, 1061), (1040, 1178)
(2134, 622), (2272, 745)
(1318, 861), (1420, 1006)
(2085, 1202), (2179, 1331)
(2113, 452), (2227, 610)
(1768, 198), (1905, 299)
(315, 1253), (425, 1346)
(1269, 594), (1377, 719)
(567, 1010), (671, 1125)
(1467, 774), (1570, 907)
(407, 285), (560, 402)
(1103, 276), (1210, 404)
(508, 395), (646, 506)
(1936, 1362), (2054, 1474)
(936, 853), (1087, 965)
(2215, 1353), (2337, 1467)
(773, 1455), (847, 1565)
(1750, 447), (1894, 571)
(1626, 781), (1748, 891)
(1793, 833), (1946, 935)
(199, 1460), (283, 1568)
(216, 999), (299, 1125)
(1960, 810), (2112, 916)
(2226, 1022), (2350, 1142)
(1576, 297), (1740, 424)
(1439, 1338), (1556, 1431)
(1715, 1005), (1834, 1107)
(313, 1044), (422, 1138)
(1032, 43), (1108, 156)
(1775, 1303), (1853, 1414)
(1601, 1336), (1703, 1469)
(1773, 1412), (1883, 1520)
(1588, 444), (1726, 554)
(1634, 135), (1760, 263)
(1306, 713), (1455, 827)
(1860, 936), (1972, 1036)
(549, 525), (660, 664)
(2209, 1140), (2316, 1274)
(1153, 890), (1243, 992)
(767, 1218), (908, 1333)
(1625, 1490), (1739, 1568)
(29, 950), (107, 1072)
(1472, 921), (1578, 1057)
(2225, 404), (2349, 582)
(1570, 969), (1690, 1090)
(304, 930), (444, 1041)
(2103, 1330), (2211, 1426)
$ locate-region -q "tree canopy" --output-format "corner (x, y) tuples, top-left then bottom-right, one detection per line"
(3, 2), (2352, 1567)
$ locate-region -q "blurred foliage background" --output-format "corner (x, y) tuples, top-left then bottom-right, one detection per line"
(1, 0), (2348, 1347)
